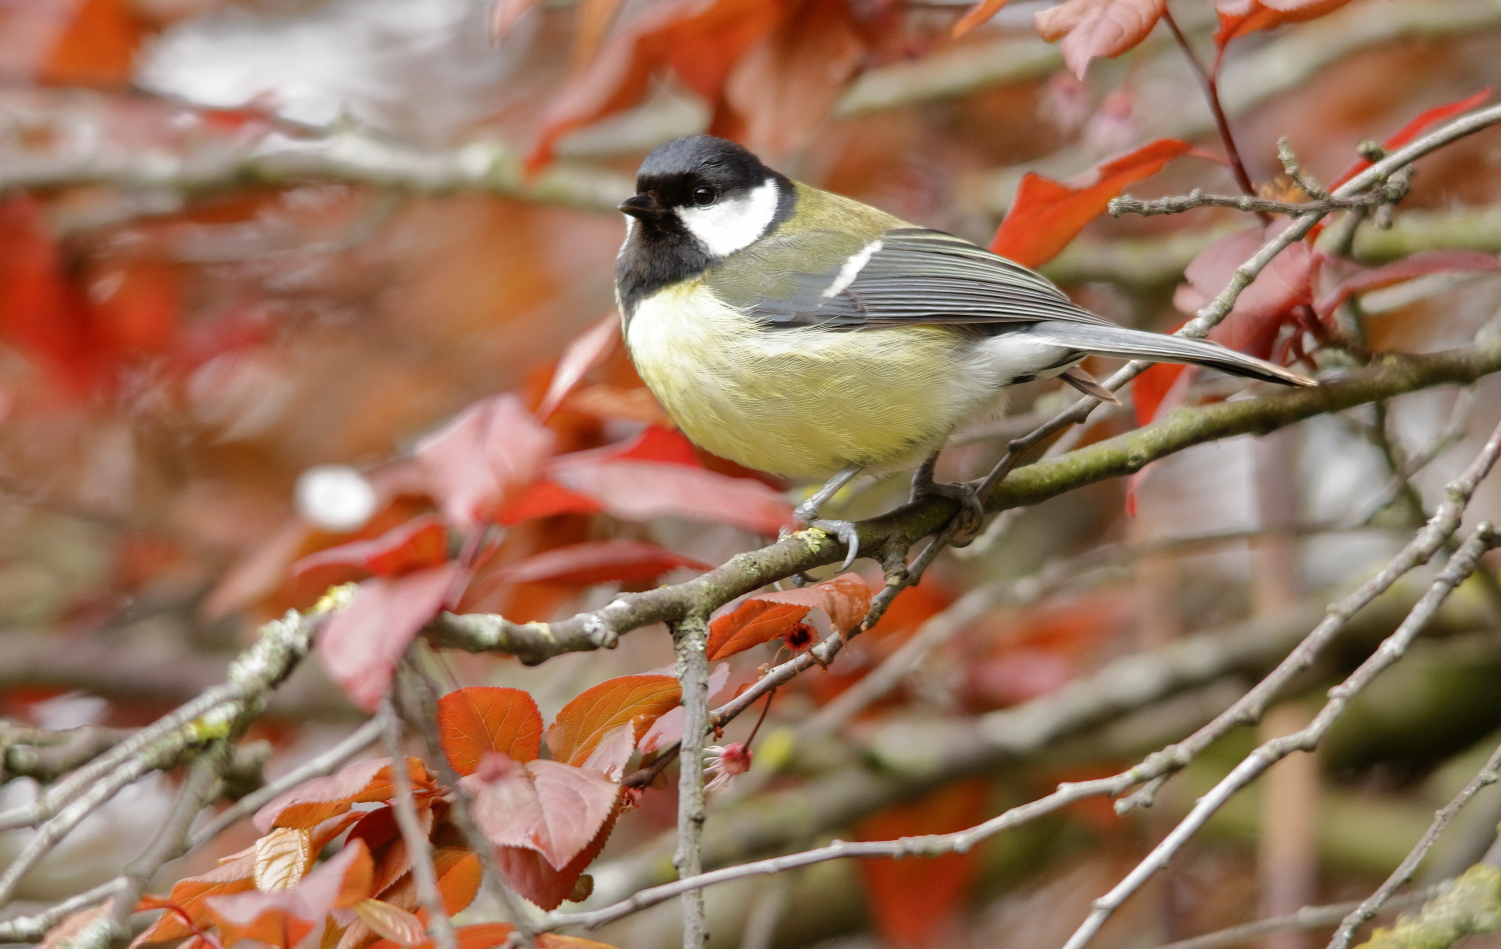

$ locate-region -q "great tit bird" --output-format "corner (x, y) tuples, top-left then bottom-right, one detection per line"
(615, 134), (1314, 559)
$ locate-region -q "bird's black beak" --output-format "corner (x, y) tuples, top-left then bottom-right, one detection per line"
(619, 192), (665, 220)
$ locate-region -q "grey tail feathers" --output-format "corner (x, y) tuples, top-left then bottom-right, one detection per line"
(1027, 320), (1316, 387)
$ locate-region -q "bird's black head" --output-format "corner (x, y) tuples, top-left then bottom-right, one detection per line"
(615, 135), (794, 317)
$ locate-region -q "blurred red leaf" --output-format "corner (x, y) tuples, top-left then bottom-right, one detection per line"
(953, 0), (1016, 37)
(416, 394), (556, 529)
(706, 600), (811, 661)
(462, 760), (621, 870)
(1035, 0), (1167, 80)
(496, 481), (604, 525)
(527, 0), (783, 172)
(437, 687), (545, 775)
(546, 674), (682, 766)
(207, 839), (373, 949)
(604, 426), (703, 466)
(1174, 222), (1313, 360)
(1213, 0), (1356, 53)
(1314, 251), (1501, 320)
(292, 516), (449, 580)
(254, 759), (434, 832)
(968, 649), (1073, 706)
(316, 565), (463, 711)
(560, 384), (672, 425)
(538, 313), (621, 420)
(724, 0), (867, 158)
(36, 0), (149, 89)
(0, 198), (99, 394)
(752, 573), (873, 634)
(550, 459), (793, 535)
(1327, 88), (1491, 190)
(496, 540), (710, 587)
(991, 140), (1191, 268)
(855, 781), (989, 949)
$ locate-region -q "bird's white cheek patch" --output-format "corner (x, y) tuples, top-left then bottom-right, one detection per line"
(677, 177), (780, 258)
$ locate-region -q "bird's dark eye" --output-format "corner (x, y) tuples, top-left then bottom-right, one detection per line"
(691, 185), (717, 206)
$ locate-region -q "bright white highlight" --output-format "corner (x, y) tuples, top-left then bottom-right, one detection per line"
(295, 464), (378, 531)
(677, 177), (780, 258)
(823, 239), (883, 298)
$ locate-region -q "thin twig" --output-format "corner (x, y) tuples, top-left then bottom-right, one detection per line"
(107, 743), (230, 941)
(378, 700), (458, 949)
(672, 614), (712, 949)
(1327, 737), (1501, 949)
(188, 717), (385, 850)
(1058, 522), (1499, 949)
(1149, 888), (1440, 949)
(1110, 189), (1396, 219)
(1161, 6), (1259, 201)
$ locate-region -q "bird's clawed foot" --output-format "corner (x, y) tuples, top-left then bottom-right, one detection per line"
(779, 464), (865, 572)
(910, 455), (986, 545)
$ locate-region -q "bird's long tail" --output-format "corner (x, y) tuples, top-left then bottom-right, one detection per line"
(1027, 320), (1316, 387)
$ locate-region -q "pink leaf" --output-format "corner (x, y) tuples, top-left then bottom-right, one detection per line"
(537, 313), (621, 420)
(462, 760), (620, 871)
(550, 459), (792, 535)
(742, 573), (873, 634)
(1314, 251), (1501, 319)
(292, 516), (449, 579)
(416, 394), (556, 529)
(1176, 222), (1313, 360)
(495, 540), (710, 587)
(1035, 0), (1168, 80)
(317, 565), (463, 712)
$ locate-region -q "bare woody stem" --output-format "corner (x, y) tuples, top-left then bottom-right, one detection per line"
(1161, 6), (1261, 202)
(378, 700), (458, 949)
(672, 614), (712, 949)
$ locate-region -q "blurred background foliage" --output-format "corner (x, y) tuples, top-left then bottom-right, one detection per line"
(3, 0), (1501, 948)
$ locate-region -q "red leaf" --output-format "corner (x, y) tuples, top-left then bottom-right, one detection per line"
(605, 426), (704, 467)
(855, 781), (989, 949)
(706, 600), (811, 661)
(0, 198), (101, 394)
(1034, 0), (1168, 80)
(437, 687), (545, 775)
(416, 394), (556, 529)
(545, 674), (682, 766)
(1174, 222), (1313, 360)
(1130, 362), (1190, 428)
(526, 0), (783, 172)
(207, 839), (373, 948)
(550, 459), (793, 535)
(495, 481), (604, 525)
(537, 313), (621, 419)
(254, 759), (434, 832)
(1314, 251), (1501, 320)
(953, 0), (1017, 37)
(462, 760), (621, 870)
(494, 802), (620, 911)
(316, 565), (463, 712)
(1327, 88), (1491, 191)
(292, 516), (449, 580)
(496, 540), (710, 587)
(990, 139), (1191, 268)
(1214, 0), (1357, 54)
(749, 573), (873, 634)
(36, 0), (148, 89)
(723, 0), (867, 159)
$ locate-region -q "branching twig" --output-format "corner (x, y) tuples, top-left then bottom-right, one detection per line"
(1161, 6), (1258, 200)
(1327, 737), (1501, 949)
(378, 700), (458, 949)
(1149, 887), (1440, 949)
(1059, 522), (1499, 949)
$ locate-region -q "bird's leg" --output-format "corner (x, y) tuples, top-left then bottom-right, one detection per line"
(784, 463), (863, 571)
(910, 452), (986, 544)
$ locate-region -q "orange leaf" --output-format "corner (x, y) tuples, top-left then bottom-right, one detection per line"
(706, 600), (811, 661)
(990, 139), (1191, 268)
(208, 840), (373, 949)
(545, 674), (682, 766)
(371, 924), (623, 949)
(133, 855), (256, 944)
(751, 573), (873, 634)
(855, 780), (989, 949)
(1213, 0), (1355, 53)
(431, 848), (482, 917)
(437, 687), (545, 775)
(952, 0), (1017, 37)
(353, 900), (425, 946)
(254, 758), (434, 832)
(36, 0), (148, 89)
(1034, 0), (1167, 80)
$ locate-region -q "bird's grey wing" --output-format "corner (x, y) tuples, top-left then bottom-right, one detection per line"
(706, 227), (1115, 330)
